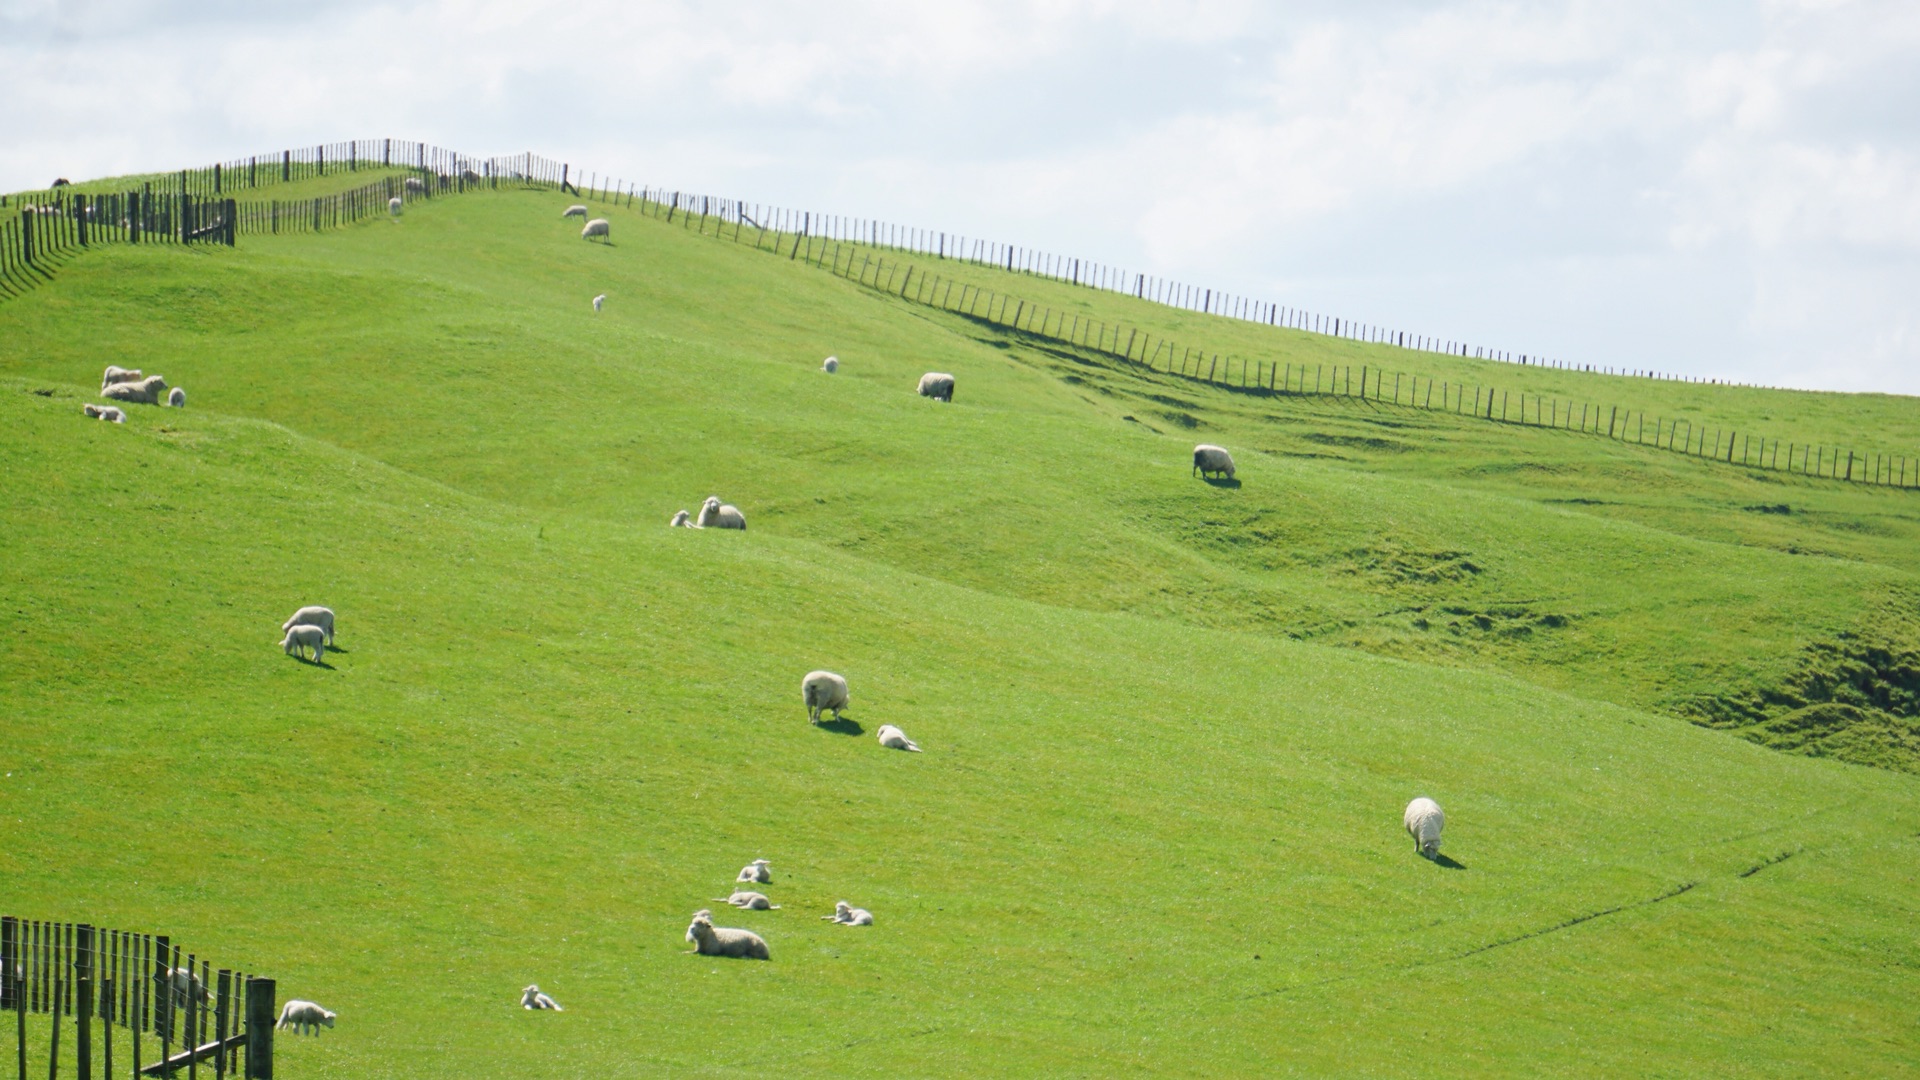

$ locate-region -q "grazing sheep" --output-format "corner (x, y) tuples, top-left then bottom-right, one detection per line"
(711, 890), (781, 910)
(404, 177), (426, 193)
(167, 387), (185, 408)
(1192, 444), (1236, 480)
(520, 985), (563, 1011)
(822, 355), (839, 373)
(736, 859), (772, 884)
(685, 913), (770, 960)
(82, 404), (125, 423)
(460, 169), (481, 183)
(917, 372), (955, 402)
(562, 205), (588, 219)
(101, 375), (167, 405)
(821, 901), (873, 927)
(695, 496), (745, 530)
(388, 197), (402, 216)
(1404, 797), (1445, 860)
(592, 293), (606, 312)
(582, 218), (611, 242)
(276, 1000), (336, 1034)
(282, 605), (336, 646)
(281, 624), (326, 663)
(669, 510), (692, 527)
(101, 365), (142, 388)
(160, 967), (208, 1007)
(802, 671), (848, 724)
(876, 724), (922, 752)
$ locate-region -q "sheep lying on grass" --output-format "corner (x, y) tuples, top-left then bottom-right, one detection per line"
(1404, 797), (1445, 859)
(917, 372), (955, 402)
(282, 605), (335, 646)
(1192, 444), (1236, 480)
(737, 859), (772, 884)
(281, 624), (326, 663)
(803, 671), (848, 724)
(388, 197), (402, 216)
(582, 218), (610, 242)
(167, 387), (185, 407)
(876, 724), (921, 752)
(822, 356), (838, 373)
(101, 365), (141, 389)
(276, 1000), (336, 1034)
(686, 912), (770, 960)
(520, 985), (563, 1011)
(685, 909), (712, 944)
(712, 890), (780, 910)
(696, 496), (745, 530)
(669, 510), (692, 527)
(562, 205), (588, 219)
(821, 901), (873, 926)
(102, 375), (167, 405)
(82, 404), (125, 423)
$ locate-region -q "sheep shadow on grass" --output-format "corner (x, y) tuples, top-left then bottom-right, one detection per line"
(1200, 476), (1242, 489)
(1431, 854), (1467, 871)
(287, 654), (335, 671)
(816, 718), (865, 736)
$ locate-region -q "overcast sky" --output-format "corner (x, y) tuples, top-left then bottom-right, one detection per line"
(5, 0), (1917, 394)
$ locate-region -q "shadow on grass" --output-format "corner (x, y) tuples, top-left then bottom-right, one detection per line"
(288, 655), (335, 671)
(1201, 476), (1242, 489)
(816, 718), (865, 736)
(325, 644), (350, 655)
(1432, 854), (1468, 871)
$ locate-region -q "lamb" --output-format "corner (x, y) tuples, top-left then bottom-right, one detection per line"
(592, 293), (606, 312)
(562, 205), (588, 219)
(685, 909), (713, 944)
(876, 724), (921, 752)
(822, 356), (838, 373)
(167, 387), (185, 408)
(160, 967), (208, 1007)
(802, 670), (848, 724)
(711, 890), (780, 910)
(276, 1000), (336, 1034)
(388, 197), (402, 216)
(82, 404), (126, 423)
(669, 510), (692, 527)
(101, 365), (142, 388)
(695, 496), (745, 530)
(520, 985), (563, 1011)
(101, 375), (167, 405)
(736, 859), (772, 884)
(917, 372), (955, 402)
(282, 605), (336, 646)
(1192, 444), (1236, 480)
(582, 218), (611, 242)
(404, 177), (426, 193)
(1404, 797), (1445, 859)
(281, 624), (326, 663)
(685, 913), (770, 960)
(821, 901), (873, 926)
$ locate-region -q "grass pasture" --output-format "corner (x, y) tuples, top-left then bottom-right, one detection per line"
(2, 180), (1918, 1077)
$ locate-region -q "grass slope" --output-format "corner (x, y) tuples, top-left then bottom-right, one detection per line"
(3, 184), (1918, 1077)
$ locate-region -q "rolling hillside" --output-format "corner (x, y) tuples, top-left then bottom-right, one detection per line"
(3, 175), (1917, 1077)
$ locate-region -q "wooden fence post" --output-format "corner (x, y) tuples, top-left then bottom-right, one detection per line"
(243, 979), (273, 1079)
(76, 925), (92, 1080)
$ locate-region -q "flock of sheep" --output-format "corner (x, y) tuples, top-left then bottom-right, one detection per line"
(680, 859), (879, 962)
(81, 365), (185, 423)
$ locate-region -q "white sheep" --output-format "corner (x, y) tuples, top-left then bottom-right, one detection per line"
(1404, 797), (1445, 859)
(282, 605), (336, 646)
(802, 671), (848, 724)
(160, 967), (208, 1007)
(582, 218), (610, 242)
(1192, 444), (1236, 480)
(520, 985), (563, 1011)
(167, 387), (185, 408)
(388, 197), (402, 216)
(101, 365), (142, 388)
(685, 909), (713, 944)
(736, 859), (772, 884)
(822, 356), (839, 373)
(711, 889), (781, 910)
(276, 1000), (336, 1034)
(282, 624), (327, 663)
(82, 404), (126, 423)
(404, 177), (426, 193)
(592, 294), (606, 312)
(101, 375), (167, 405)
(917, 372), (955, 402)
(562, 205), (588, 219)
(876, 724), (921, 752)
(695, 496), (745, 530)
(686, 912), (770, 960)
(821, 901), (873, 927)
(669, 510), (692, 527)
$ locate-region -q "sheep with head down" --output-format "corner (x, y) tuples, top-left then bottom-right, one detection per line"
(582, 218), (610, 242)
(1404, 797), (1445, 859)
(822, 356), (838, 373)
(917, 372), (955, 402)
(1192, 444), (1235, 480)
(167, 387), (185, 408)
(388, 197), (402, 216)
(802, 671), (847, 724)
(562, 205), (588, 219)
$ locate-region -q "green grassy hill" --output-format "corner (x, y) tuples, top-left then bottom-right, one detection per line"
(3, 179), (1918, 1077)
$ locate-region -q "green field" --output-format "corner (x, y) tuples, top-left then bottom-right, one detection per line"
(3, 177), (1918, 1077)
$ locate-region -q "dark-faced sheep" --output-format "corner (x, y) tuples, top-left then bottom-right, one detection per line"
(917, 372), (955, 402)
(686, 913), (770, 960)
(167, 387), (185, 408)
(802, 671), (848, 724)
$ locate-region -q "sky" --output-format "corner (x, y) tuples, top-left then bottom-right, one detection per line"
(4, 0), (1917, 395)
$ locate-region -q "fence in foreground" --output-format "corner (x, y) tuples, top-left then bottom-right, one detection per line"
(2, 917), (276, 1079)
